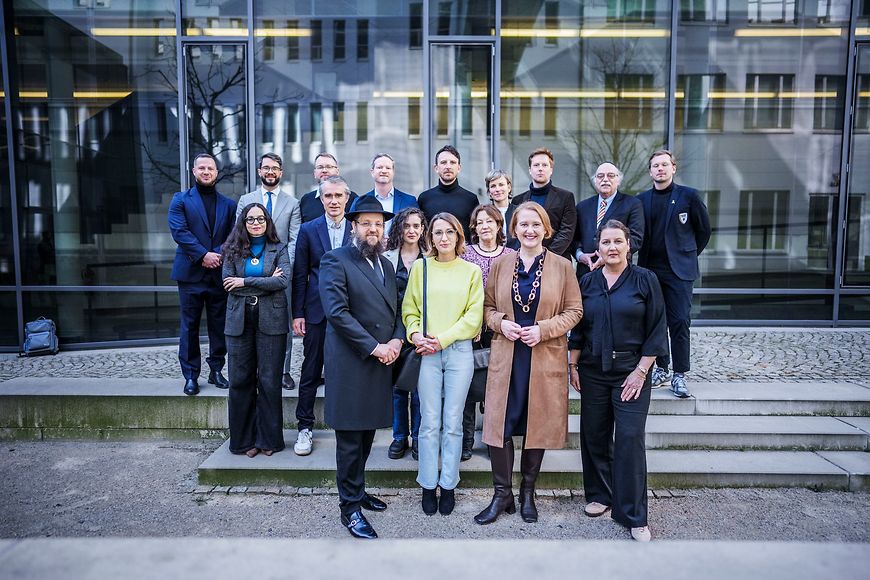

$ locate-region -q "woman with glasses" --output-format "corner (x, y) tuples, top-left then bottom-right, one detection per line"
(383, 208), (429, 461)
(221, 203), (291, 457)
(403, 212), (484, 516)
(475, 201), (582, 525)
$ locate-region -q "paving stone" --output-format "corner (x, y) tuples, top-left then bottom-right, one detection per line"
(192, 485), (214, 494)
(245, 486), (269, 494)
(278, 487), (298, 495)
(212, 486), (230, 494)
(552, 489), (571, 498)
(228, 487), (247, 494)
(263, 487), (282, 495)
(297, 487), (313, 495)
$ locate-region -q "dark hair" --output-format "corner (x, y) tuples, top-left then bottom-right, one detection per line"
(434, 144), (461, 165)
(259, 152), (282, 168)
(193, 152), (218, 169)
(595, 219), (632, 252)
(386, 207), (429, 252)
(314, 152), (338, 165)
(469, 204), (506, 247)
(528, 147), (554, 167)
(222, 203), (281, 262)
(371, 152), (395, 169)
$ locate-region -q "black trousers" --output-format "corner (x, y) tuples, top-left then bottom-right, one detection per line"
(650, 267), (693, 373)
(579, 362), (651, 528)
(335, 429), (376, 516)
(177, 277), (227, 380)
(296, 319), (326, 431)
(226, 303), (287, 454)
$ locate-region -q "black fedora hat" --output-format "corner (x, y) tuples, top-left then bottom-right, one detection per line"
(345, 195), (395, 221)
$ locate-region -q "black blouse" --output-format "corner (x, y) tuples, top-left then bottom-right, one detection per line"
(569, 264), (668, 371)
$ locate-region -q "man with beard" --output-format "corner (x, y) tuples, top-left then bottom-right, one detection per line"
(417, 145), (478, 241)
(319, 195), (404, 539)
(168, 153), (236, 395)
(298, 152), (358, 223)
(237, 153), (302, 390)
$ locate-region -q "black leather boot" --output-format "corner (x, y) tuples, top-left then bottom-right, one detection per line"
(519, 448), (545, 523)
(474, 439), (516, 525)
(461, 399), (476, 461)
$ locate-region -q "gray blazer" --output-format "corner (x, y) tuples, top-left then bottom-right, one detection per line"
(237, 188), (302, 268)
(222, 241), (291, 337)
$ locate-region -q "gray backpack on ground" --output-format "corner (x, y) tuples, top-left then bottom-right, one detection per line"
(21, 317), (59, 357)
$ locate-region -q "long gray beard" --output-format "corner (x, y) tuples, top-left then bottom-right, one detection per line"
(356, 237), (385, 261)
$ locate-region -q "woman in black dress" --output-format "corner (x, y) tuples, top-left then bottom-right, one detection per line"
(568, 219), (667, 542)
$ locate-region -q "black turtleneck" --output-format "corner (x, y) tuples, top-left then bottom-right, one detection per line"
(417, 179), (479, 241)
(647, 182), (674, 270)
(196, 183), (217, 231)
(529, 181), (552, 207)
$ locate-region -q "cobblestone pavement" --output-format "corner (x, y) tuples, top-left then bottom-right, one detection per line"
(0, 328), (868, 383)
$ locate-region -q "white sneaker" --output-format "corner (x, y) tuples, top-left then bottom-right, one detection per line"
(631, 526), (651, 542)
(294, 428), (313, 456)
(583, 502), (611, 517)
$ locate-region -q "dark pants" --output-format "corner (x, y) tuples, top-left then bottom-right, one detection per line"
(579, 362), (651, 528)
(462, 400), (476, 450)
(282, 287), (293, 375)
(650, 267), (694, 374)
(335, 429), (376, 516)
(177, 277), (227, 380)
(227, 303), (287, 454)
(392, 388), (421, 441)
(296, 319), (326, 431)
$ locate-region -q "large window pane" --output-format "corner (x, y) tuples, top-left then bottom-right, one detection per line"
(430, 0), (495, 36)
(674, 1), (850, 290)
(182, 0), (246, 35)
(500, 0), (669, 200)
(0, 56), (13, 286)
(13, 0), (179, 287)
(254, 2), (426, 199)
(694, 293), (832, 321)
(0, 293), (16, 347)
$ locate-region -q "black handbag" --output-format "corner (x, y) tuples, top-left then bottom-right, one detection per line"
(394, 258), (427, 393)
(467, 344), (489, 403)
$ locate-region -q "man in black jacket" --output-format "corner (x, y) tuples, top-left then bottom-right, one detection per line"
(510, 148), (576, 259)
(320, 196), (404, 539)
(298, 152), (358, 223)
(637, 150), (711, 399)
(417, 145), (479, 241)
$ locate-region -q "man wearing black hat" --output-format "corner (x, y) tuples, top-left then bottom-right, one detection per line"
(319, 195), (405, 539)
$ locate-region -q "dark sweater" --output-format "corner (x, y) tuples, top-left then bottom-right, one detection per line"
(196, 184), (217, 231)
(647, 182), (674, 271)
(417, 180), (479, 241)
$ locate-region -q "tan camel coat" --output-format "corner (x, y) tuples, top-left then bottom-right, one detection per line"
(481, 251), (583, 449)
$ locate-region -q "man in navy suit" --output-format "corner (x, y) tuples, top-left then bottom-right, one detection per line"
(168, 153), (237, 395)
(574, 162), (644, 284)
(637, 150), (711, 399)
(298, 153), (358, 223)
(363, 153), (418, 234)
(292, 175), (352, 455)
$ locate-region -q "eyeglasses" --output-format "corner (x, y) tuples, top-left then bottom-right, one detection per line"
(432, 229), (458, 238)
(595, 172), (619, 181)
(245, 216), (267, 224)
(356, 220), (384, 230)
(315, 164), (338, 171)
(260, 166), (282, 174)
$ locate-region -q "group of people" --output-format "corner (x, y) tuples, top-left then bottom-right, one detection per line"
(168, 144), (711, 543)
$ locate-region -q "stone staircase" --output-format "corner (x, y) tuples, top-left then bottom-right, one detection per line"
(1, 377), (868, 490)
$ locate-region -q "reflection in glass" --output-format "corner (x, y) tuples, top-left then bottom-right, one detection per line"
(694, 293), (832, 320)
(0, 57), (13, 285)
(430, 0), (495, 36)
(182, 0), (246, 34)
(844, 47), (870, 286)
(13, 0), (179, 287)
(0, 293), (16, 347)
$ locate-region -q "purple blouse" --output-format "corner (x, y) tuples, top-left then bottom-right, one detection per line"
(461, 245), (516, 289)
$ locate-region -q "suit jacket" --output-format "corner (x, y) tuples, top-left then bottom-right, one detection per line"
(236, 188), (302, 268)
(320, 245), (405, 430)
(168, 186), (236, 283)
(362, 188), (419, 214)
(511, 184), (577, 259)
(574, 191), (645, 258)
(502, 203), (517, 248)
(222, 241), (291, 337)
(299, 189), (359, 223)
(637, 183), (712, 282)
(292, 215), (352, 324)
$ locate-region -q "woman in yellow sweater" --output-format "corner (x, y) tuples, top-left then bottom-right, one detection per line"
(403, 212), (484, 516)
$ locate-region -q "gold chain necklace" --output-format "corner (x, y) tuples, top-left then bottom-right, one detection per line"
(512, 250), (546, 313)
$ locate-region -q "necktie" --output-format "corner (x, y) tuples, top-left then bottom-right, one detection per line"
(596, 199), (607, 227)
(373, 259), (385, 285)
(266, 192), (273, 215)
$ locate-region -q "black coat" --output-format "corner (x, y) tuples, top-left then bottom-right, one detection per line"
(511, 184), (577, 259)
(298, 189), (359, 223)
(319, 245), (405, 430)
(573, 191), (645, 258)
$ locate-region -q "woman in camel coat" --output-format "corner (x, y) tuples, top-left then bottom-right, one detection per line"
(475, 201), (582, 525)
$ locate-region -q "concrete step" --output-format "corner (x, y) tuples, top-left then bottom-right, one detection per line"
(197, 429), (870, 491)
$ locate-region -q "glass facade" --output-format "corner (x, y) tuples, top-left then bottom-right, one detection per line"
(0, 0), (866, 348)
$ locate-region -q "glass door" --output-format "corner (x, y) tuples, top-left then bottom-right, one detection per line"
(429, 43), (494, 199)
(183, 43), (248, 197)
(843, 44), (870, 286)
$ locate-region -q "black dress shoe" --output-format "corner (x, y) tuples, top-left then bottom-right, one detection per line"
(360, 494), (387, 512)
(183, 379), (199, 396)
(207, 370), (229, 389)
(421, 487), (438, 515)
(439, 487), (455, 515)
(388, 438), (408, 460)
(411, 439), (419, 461)
(341, 510), (377, 539)
(282, 373), (296, 390)
(461, 447), (473, 461)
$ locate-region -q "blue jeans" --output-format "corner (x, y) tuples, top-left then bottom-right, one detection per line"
(392, 388), (421, 441)
(416, 339), (474, 490)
